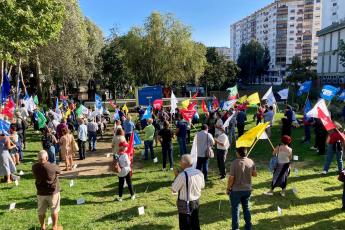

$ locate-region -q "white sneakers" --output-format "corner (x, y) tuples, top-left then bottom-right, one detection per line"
(162, 168), (167, 171)
(116, 197), (122, 202)
(263, 191), (273, 196)
(131, 195), (136, 200)
(321, 170), (327, 175)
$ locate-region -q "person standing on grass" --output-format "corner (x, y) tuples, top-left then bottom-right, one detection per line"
(87, 118), (98, 152)
(158, 120), (174, 171)
(196, 124), (215, 182)
(77, 119), (88, 160)
(215, 112), (224, 138)
(236, 108), (247, 137)
(143, 118), (156, 161)
(227, 147), (257, 230)
(115, 141), (135, 202)
(322, 123), (344, 175)
(172, 155), (205, 230)
(313, 118), (327, 155)
(32, 150), (61, 230)
(122, 115), (135, 141)
(176, 114), (188, 156)
(41, 127), (58, 164)
(0, 133), (17, 183)
(263, 106), (274, 137)
(264, 135), (292, 197)
(59, 128), (74, 171)
(215, 128), (230, 180)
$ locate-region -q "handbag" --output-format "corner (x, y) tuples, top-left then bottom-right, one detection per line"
(206, 133), (214, 158)
(338, 170), (345, 183)
(269, 146), (279, 171)
(72, 137), (79, 153)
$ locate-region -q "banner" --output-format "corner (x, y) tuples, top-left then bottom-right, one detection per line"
(1, 72), (11, 103)
(95, 94), (103, 113)
(122, 104), (129, 114)
(2, 98), (15, 119)
(141, 105), (152, 120)
(227, 85), (238, 99)
(237, 95), (247, 104)
(180, 109), (196, 122)
(170, 91), (178, 113)
(236, 122), (269, 148)
(222, 100), (236, 111)
(0, 119), (10, 135)
(306, 99), (330, 118)
(109, 100), (117, 109)
(262, 87), (276, 106)
(201, 100), (208, 113)
(192, 92), (198, 99)
(187, 101), (198, 110)
(37, 111), (47, 129)
(247, 92), (260, 105)
(320, 85), (340, 101)
(181, 99), (190, 109)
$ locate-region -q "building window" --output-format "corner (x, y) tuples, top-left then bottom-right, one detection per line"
(333, 3), (337, 6)
(332, 12), (337, 16)
(290, 17), (295, 20)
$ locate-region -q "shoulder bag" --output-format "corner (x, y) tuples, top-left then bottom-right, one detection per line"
(269, 146), (279, 171)
(177, 171), (193, 215)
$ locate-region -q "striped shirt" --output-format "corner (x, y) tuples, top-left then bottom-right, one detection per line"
(172, 167), (205, 201)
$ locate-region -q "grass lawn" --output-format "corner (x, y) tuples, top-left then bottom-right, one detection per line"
(1, 109), (345, 230)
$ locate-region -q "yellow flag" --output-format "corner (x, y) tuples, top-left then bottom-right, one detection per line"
(122, 104), (129, 114)
(64, 109), (71, 119)
(236, 122), (269, 148)
(181, 99), (190, 109)
(237, 95), (247, 104)
(247, 92), (260, 105)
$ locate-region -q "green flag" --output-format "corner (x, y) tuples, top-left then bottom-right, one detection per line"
(37, 111), (47, 129)
(227, 85), (238, 97)
(76, 105), (83, 117)
(34, 95), (39, 105)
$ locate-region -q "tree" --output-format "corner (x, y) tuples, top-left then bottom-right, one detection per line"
(262, 46), (271, 76)
(286, 56), (317, 84)
(122, 12), (206, 86)
(237, 40), (265, 84)
(337, 39), (345, 68)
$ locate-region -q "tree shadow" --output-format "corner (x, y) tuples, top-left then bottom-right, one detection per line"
(96, 206), (140, 222)
(126, 223), (174, 230)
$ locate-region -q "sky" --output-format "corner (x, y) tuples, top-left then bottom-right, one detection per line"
(79, 0), (273, 47)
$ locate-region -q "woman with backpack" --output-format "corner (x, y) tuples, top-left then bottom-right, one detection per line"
(322, 123), (344, 175)
(264, 135), (292, 197)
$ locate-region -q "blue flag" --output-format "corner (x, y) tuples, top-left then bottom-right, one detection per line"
(95, 94), (102, 110)
(0, 119), (10, 135)
(1, 72), (11, 103)
(113, 109), (120, 120)
(207, 102), (212, 112)
(297, 81), (312, 96)
(304, 99), (312, 117)
(338, 90), (345, 101)
(141, 105), (152, 120)
(134, 131), (141, 146)
(320, 85), (340, 101)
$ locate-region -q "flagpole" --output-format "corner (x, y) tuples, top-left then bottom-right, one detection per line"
(247, 137), (260, 156)
(0, 60), (3, 110)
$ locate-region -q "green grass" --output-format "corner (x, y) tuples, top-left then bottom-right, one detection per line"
(1, 109), (345, 230)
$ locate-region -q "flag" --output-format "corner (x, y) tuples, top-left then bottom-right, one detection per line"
(278, 88), (289, 100)
(227, 85), (238, 99)
(181, 99), (190, 109)
(141, 105), (152, 120)
(190, 135), (198, 168)
(75, 106), (83, 117)
(95, 94), (103, 113)
(304, 99), (312, 117)
(187, 101), (198, 110)
(180, 109), (196, 122)
(201, 100), (208, 113)
(113, 109), (120, 120)
(134, 131), (142, 146)
(318, 107), (336, 131)
(170, 91), (178, 113)
(37, 111), (47, 129)
(237, 95), (247, 104)
(192, 91), (198, 99)
(122, 104), (129, 114)
(223, 112), (235, 129)
(81, 105), (89, 115)
(2, 98), (15, 119)
(247, 92), (260, 105)
(320, 85), (340, 101)
(55, 98), (60, 113)
(222, 100), (236, 111)
(153, 99), (163, 110)
(212, 96), (219, 109)
(207, 101), (212, 112)
(1, 72), (11, 103)
(109, 100), (117, 109)
(297, 81), (312, 96)
(262, 87), (276, 106)
(126, 132), (135, 175)
(338, 90), (345, 101)
(25, 96), (37, 112)
(306, 99), (330, 118)
(236, 123), (269, 148)
(33, 95), (39, 105)
(64, 109), (71, 119)
(0, 118), (11, 135)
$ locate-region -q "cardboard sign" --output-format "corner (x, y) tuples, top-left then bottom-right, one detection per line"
(48, 217), (52, 225)
(19, 171), (24, 176)
(9, 203), (16, 210)
(138, 206), (145, 215)
(76, 198), (85, 205)
(69, 180), (74, 187)
(293, 155), (299, 161)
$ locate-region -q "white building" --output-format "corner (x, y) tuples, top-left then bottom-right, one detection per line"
(317, 0), (345, 85)
(230, 0), (322, 84)
(215, 47), (232, 60)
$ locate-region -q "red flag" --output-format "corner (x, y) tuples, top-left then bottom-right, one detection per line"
(153, 99), (163, 110)
(213, 97), (219, 109)
(201, 100), (208, 113)
(2, 98), (15, 119)
(317, 107), (336, 131)
(192, 91), (198, 99)
(228, 95), (237, 100)
(108, 100), (117, 109)
(126, 132), (135, 175)
(180, 109), (196, 122)
(187, 101), (197, 110)
(336, 129), (345, 142)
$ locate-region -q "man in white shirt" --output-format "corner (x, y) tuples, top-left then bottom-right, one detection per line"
(215, 112), (224, 138)
(172, 155), (205, 230)
(215, 129), (230, 179)
(196, 124), (215, 181)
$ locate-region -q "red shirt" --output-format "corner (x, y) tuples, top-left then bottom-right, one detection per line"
(328, 131), (344, 144)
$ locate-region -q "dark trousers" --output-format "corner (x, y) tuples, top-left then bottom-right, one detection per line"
(162, 142), (173, 169)
(216, 149), (226, 177)
(304, 125), (311, 142)
(342, 183), (345, 209)
(317, 134), (327, 155)
(144, 140), (155, 160)
(125, 133), (131, 142)
(118, 173), (134, 197)
(230, 191), (252, 230)
(178, 208), (200, 230)
(196, 157), (209, 181)
(237, 124), (245, 137)
(187, 130), (191, 144)
(178, 137), (187, 155)
(78, 140), (86, 159)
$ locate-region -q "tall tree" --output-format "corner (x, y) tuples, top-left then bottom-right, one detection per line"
(262, 46), (271, 76)
(337, 39), (345, 68)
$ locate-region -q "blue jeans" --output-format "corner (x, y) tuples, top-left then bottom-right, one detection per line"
(54, 144), (60, 163)
(88, 132), (97, 150)
(323, 144), (343, 172)
(230, 191), (252, 230)
(177, 137), (187, 155)
(47, 146), (56, 164)
(144, 140), (155, 160)
(304, 125), (311, 142)
(196, 157), (209, 181)
(16, 139), (23, 161)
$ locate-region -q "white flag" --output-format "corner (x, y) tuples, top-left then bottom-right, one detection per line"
(25, 96), (37, 112)
(278, 88), (289, 100)
(223, 112), (235, 129)
(222, 100), (236, 111)
(170, 91), (178, 114)
(262, 87), (276, 106)
(190, 135), (198, 168)
(260, 131), (269, 140)
(306, 99), (330, 118)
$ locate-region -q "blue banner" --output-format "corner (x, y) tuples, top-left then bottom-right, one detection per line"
(297, 81), (312, 96)
(320, 85), (340, 101)
(134, 131), (141, 146)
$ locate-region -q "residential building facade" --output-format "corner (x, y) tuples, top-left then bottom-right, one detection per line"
(317, 0), (345, 85)
(230, 0), (322, 84)
(215, 47), (232, 60)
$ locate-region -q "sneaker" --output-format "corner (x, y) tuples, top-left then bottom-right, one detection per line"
(131, 195), (136, 200)
(170, 168), (174, 171)
(264, 191), (274, 196)
(310, 147), (317, 150)
(219, 176), (226, 180)
(280, 191), (286, 197)
(321, 170), (327, 175)
(162, 168), (166, 171)
(116, 197), (122, 202)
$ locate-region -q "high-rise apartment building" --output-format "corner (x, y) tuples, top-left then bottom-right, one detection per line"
(230, 0), (322, 84)
(316, 0), (345, 85)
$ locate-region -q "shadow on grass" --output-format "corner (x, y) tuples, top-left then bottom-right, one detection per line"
(127, 223), (174, 230)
